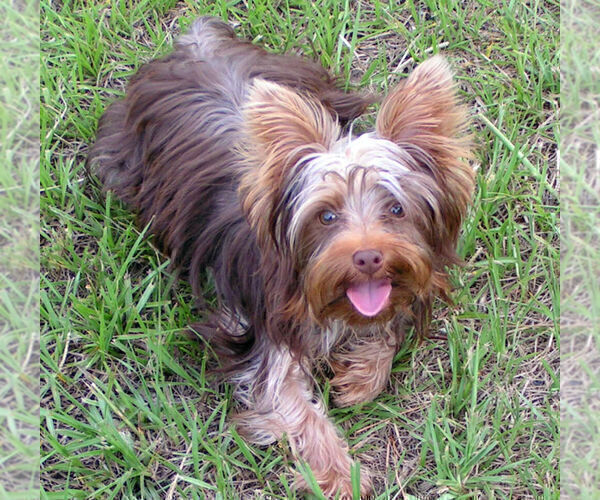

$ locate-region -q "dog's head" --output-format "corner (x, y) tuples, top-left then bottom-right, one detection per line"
(240, 56), (474, 336)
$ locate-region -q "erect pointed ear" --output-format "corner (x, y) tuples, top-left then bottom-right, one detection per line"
(243, 79), (339, 169)
(240, 80), (340, 247)
(377, 56), (465, 140)
(376, 55), (471, 163)
(377, 56), (475, 249)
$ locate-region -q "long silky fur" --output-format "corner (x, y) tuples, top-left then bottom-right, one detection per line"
(88, 18), (374, 373)
(88, 17), (474, 497)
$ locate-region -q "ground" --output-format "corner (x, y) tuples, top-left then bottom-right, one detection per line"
(560, 0), (600, 497)
(40, 1), (559, 498)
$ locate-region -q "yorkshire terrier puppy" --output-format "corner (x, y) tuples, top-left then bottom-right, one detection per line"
(89, 16), (474, 498)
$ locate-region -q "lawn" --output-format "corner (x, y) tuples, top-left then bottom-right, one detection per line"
(0, 1), (40, 498)
(560, 0), (600, 497)
(40, 1), (560, 498)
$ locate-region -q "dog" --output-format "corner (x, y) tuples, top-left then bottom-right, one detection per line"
(88, 16), (474, 498)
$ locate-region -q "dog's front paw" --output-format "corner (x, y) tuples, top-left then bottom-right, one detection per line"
(330, 360), (390, 408)
(330, 339), (397, 407)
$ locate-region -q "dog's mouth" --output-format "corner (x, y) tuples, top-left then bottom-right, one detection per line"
(345, 278), (392, 317)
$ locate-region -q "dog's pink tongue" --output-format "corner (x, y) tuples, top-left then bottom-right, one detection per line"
(346, 279), (392, 317)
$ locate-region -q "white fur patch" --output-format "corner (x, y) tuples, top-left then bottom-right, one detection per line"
(286, 134), (415, 249)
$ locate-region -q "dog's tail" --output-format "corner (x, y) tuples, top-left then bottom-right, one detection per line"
(176, 16), (237, 59)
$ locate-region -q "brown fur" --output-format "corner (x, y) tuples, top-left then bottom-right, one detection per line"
(330, 332), (399, 408)
(88, 17), (474, 498)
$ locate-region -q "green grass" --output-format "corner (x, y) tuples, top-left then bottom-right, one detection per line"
(40, 1), (559, 498)
(0, 1), (40, 497)
(560, 0), (600, 498)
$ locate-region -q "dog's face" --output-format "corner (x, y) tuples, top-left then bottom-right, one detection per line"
(290, 136), (441, 326)
(240, 56), (474, 331)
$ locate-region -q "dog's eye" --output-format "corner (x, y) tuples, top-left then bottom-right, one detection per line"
(390, 203), (404, 216)
(319, 210), (338, 225)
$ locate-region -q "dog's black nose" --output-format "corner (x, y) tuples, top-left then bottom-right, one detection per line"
(353, 249), (383, 275)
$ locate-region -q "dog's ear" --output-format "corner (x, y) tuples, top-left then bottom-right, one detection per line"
(239, 80), (336, 340)
(376, 56), (474, 245)
(376, 56), (468, 155)
(244, 79), (339, 162)
(240, 79), (340, 248)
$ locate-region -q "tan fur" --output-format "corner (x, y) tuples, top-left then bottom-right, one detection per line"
(330, 333), (399, 407)
(376, 56), (474, 241)
(240, 80), (341, 243)
(89, 17), (475, 497)
(305, 230), (434, 326)
(233, 348), (373, 498)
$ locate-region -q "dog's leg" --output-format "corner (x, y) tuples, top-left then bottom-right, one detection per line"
(330, 334), (398, 408)
(233, 347), (372, 498)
